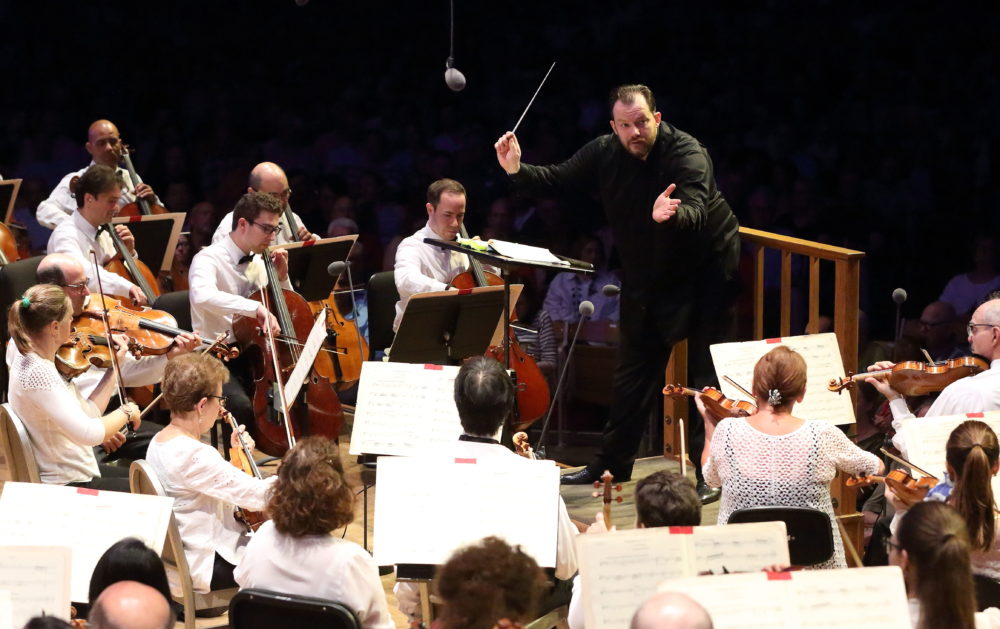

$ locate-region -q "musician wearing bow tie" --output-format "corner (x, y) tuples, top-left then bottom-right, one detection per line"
(188, 191), (287, 429)
(36, 119), (159, 230)
(46, 164), (148, 307)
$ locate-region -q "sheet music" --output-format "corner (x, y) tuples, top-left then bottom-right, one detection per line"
(578, 523), (788, 629)
(283, 309), (328, 404)
(710, 333), (856, 425)
(899, 411), (1000, 497)
(350, 362), (500, 456)
(0, 483), (173, 602)
(0, 591), (10, 629)
(373, 457), (559, 568)
(0, 546), (71, 627)
(659, 566), (909, 629)
(487, 239), (567, 264)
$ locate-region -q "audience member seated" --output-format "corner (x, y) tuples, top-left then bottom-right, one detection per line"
(630, 591), (714, 629)
(234, 436), (393, 629)
(89, 537), (172, 608)
(915, 301), (968, 362)
(568, 471), (702, 629)
(543, 235), (620, 323)
(7, 284), (139, 491)
(435, 536), (548, 629)
(699, 346), (883, 568)
(940, 236), (1000, 317)
(890, 501), (1000, 629)
(145, 353), (275, 593)
(87, 580), (173, 629)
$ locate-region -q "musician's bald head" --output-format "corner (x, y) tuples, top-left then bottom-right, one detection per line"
(37, 253), (89, 315)
(969, 298), (1000, 361)
(86, 120), (122, 168)
(248, 162), (291, 203)
(631, 592), (713, 629)
(88, 580), (173, 629)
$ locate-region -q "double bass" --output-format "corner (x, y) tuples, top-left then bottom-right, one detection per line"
(450, 226), (551, 429)
(111, 142), (168, 218)
(233, 248), (344, 457)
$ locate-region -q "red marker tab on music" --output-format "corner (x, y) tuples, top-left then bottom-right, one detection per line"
(424, 364), (443, 370)
(668, 526), (694, 535)
(454, 458), (476, 464)
(76, 487), (99, 496)
(766, 571), (792, 580)
(457, 288), (473, 295)
(127, 216), (143, 223)
(967, 412), (985, 418)
(766, 338), (783, 344)
(302, 240), (315, 247)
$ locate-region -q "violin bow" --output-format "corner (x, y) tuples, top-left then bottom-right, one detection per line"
(137, 333), (231, 420)
(679, 417), (687, 478)
(879, 447), (936, 480)
(89, 252), (133, 434)
(258, 268), (296, 449)
(722, 375), (754, 401)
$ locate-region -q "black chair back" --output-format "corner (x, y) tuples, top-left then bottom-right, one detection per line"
(0, 256), (44, 401)
(153, 290), (193, 332)
(727, 505), (834, 566)
(229, 589), (361, 629)
(366, 271), (398, 359)
(975, 575), (1000, 611)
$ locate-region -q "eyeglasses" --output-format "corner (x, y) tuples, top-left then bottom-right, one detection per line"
(63, 278), (91, 291)
(883, 538), (902, 555)
(208, 395), (228, 406)
(251, 221), (282, 236)
(967, 322), (998, 336)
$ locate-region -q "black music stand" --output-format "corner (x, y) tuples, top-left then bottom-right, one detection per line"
(111, 213), (184, 272)
(389, 286), (507, 365)
(271, 235), (356, 301)
(0, 179), (21, 223)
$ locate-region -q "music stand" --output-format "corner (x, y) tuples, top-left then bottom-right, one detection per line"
(0, 179), (22, 223)
(111, 213), (184, 272)
(389, 286), (507, 365)
(269, 235), (356, 301)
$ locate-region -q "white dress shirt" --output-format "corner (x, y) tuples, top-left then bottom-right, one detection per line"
(47, 210), (138, 298)
(392, 222), (473, 332)
(211, 209), (310, 246)
(36, 162), (150, 230)
(8, 350), (105, 485)
(146, 434), (276, 593)
(188, 235), (292, 341)
(235, 521), (394, 629)
(889, 360), (1000, 456)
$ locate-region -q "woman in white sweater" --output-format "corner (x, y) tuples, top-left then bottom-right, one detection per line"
(7, 284), (138, 491)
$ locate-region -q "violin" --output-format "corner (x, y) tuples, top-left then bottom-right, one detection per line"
(513, 431), (536, 460)
(111, 142), (168, 218)
(828, 355), (989, 396)
(56, 331), (119, 378)
(224, 411), (268, 533)
(663, 384), (757, 418)
(449, 225), (550, 430)
(233, 248), (344, 457)
(846, 469), (939, 506)
(592, 470), (622, 528)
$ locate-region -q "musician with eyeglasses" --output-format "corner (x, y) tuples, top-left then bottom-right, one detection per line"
(867, 298), (1000, 457)
(210, 162), (319, 245)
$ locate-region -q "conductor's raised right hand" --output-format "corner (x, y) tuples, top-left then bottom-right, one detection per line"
(494, 132), (522, 174)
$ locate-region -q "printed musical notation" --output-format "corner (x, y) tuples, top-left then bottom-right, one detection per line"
(899, 411), (1000, 497)
(0, 546), (70, 628)
(709, 333), (856, 426)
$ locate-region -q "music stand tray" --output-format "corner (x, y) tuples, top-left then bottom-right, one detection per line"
(389, 285), (507, 365)
(270, 235), (356, 301)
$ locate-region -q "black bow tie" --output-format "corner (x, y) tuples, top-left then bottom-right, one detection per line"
(238, 253), (257, 265)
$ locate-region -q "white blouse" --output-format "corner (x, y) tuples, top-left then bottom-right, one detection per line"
(146, 435), (275, 593)
(704, 417), (880, 568)
(9, 350), (104, 485)
(235, 521), (393, 629)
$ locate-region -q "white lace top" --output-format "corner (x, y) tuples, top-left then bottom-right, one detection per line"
(704, 417), (880, 568)
(146, 434), (276, 593)
(8, 350), (104, 485)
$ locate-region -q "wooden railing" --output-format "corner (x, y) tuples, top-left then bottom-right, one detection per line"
(662, 226), (866, 560)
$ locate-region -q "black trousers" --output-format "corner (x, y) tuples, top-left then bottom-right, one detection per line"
(595, 276), (738, 481)
(67, 463), (131, 492)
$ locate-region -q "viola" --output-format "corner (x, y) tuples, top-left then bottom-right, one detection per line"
(828, 355), (989, 396)
(846, 469), (939, 506)
(513, 431), (536, 460)
(111, 142), (169, 218)
(592, 470), (622, 528)
(56, 331), (118, 379)
(233, 249), (344, 457)
(449, 225), (550, 430)
(663, 384), (757, 418)
(224, 411), (268, 533)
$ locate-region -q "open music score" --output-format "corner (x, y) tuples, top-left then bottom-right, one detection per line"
(898, 410), (1000, 497)
(709, 333), (857, 425)
(577, 522), (789, 629)
(373, 457), (559, 569)
(350, 362), (501, 457)
(0, 483), (173, 603)
(658, 566), (909, 629)
(0, 546), (70, 627)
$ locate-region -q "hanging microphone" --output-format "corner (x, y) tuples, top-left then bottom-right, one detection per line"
(892, 288), (907, 343)
(602, 284), (621, 297)
(327, 261), (349, 278)
(445, 58), (466, 92)
(536, 300), (594, 456)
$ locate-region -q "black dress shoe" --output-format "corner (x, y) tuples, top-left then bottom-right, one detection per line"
(560, 467), (600, 485)
(696, 480), (721, 505)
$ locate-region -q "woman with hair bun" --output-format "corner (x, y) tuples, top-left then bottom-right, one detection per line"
(234, 436), (392, 629)
(699, 345), (883, 568)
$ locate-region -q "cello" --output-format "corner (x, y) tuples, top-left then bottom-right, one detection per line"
(233, 248), (344, 457)
(112, 141), (168, 217)
(450, 226), (551, 430)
